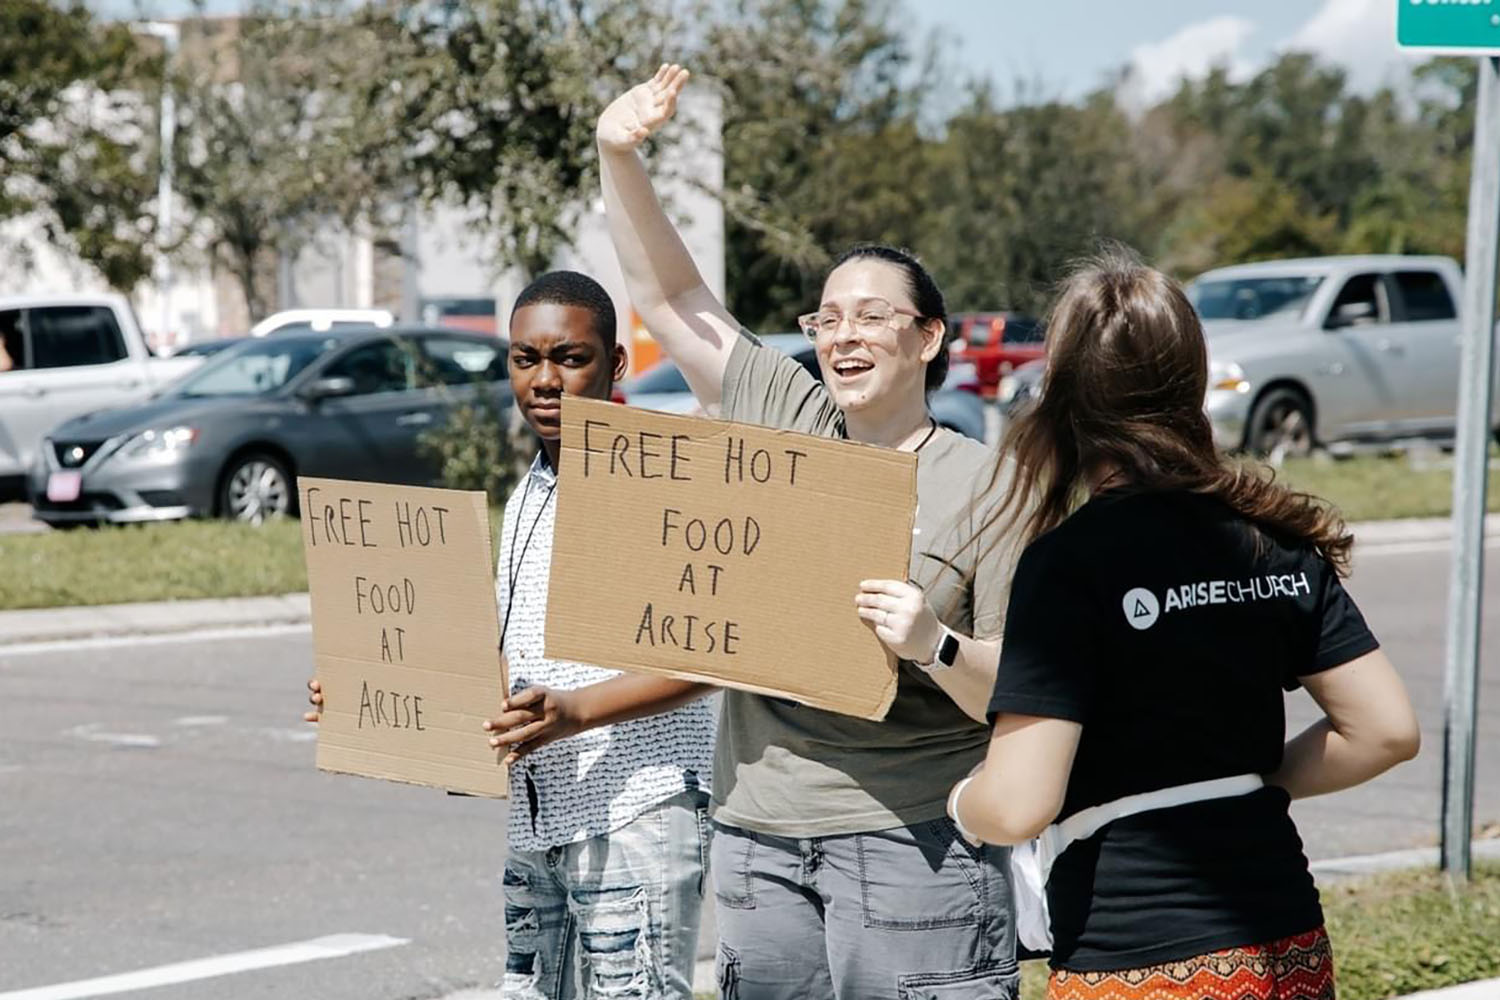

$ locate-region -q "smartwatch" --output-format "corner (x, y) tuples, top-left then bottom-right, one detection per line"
(916, 626), (960, 672)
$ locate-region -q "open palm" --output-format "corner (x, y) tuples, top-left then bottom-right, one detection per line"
(597, 63), (690, 153)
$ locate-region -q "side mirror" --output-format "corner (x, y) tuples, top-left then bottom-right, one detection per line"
(1326, 301), (1376, 330)
(302, 375), (356, 402)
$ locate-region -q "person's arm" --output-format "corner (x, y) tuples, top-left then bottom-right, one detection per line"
(1269, 649), (1420, 799)
(484, 676), (715, 765)
(951, 713), (1082, 845)
(854, 578), (998, 722)
(597, 64), (743, 407)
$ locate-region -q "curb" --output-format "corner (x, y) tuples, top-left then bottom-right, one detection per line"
(2, 515), (1495, 647)
(1398, 980), (1500, 999)
(0, 594), (310, 647)
(1309, 839), (1500, 879)
(1353, 513), (1500, 546)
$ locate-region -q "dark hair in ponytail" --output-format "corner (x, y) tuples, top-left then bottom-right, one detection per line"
(831, 244), (950, 393)
(977, 246), (1353, 575)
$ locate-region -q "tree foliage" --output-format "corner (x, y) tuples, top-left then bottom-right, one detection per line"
(0, 0), (158, 289)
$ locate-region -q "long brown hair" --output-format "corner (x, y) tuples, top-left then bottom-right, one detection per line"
(983, 247), (1353, 575)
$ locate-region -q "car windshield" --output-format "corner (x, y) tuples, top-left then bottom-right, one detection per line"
(1190, 276), (1324, 323)
(172, 336), (334, 397)
(629, 362), (689, 394)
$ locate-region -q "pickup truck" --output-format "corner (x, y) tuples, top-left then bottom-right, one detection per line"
(0, 294), (203, 496)
(1187, 255), (1499, 456)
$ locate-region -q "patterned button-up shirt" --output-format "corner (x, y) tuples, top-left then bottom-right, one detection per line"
(498, 453), (716, 852)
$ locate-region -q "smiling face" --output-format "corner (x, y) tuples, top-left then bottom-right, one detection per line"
(814, 258), (944, 415)
(508, 302), (627, 441)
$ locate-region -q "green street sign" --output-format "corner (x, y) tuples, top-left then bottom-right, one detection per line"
(1398, 1), (1500, 54)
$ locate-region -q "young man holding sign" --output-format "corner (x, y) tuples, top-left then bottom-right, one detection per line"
(310, 272), (716, 1000)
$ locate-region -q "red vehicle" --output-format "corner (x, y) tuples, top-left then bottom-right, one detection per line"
(949, 312), (1044, 399)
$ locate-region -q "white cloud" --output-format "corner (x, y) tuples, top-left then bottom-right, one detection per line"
(1120, 15), (1259, 109)
(1281, 0), (1422, 91)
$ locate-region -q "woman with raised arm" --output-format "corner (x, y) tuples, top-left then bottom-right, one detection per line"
(598, 66), (1024, 1000)
(949, 250), (1421, 1000)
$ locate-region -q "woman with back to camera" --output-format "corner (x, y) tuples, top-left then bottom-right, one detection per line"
(596, 65), (1026, 999)
(949, 248), (1421, 1000)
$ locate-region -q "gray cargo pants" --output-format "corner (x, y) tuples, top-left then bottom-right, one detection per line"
(710, 818), (1019, 1000)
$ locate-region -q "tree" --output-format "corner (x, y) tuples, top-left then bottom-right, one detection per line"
(170, 6), (400, 320)
(921, 87), (1151, 314)
(0, 0), (159, 289)
(343, 0), (682, 281)
(1135, 53), (1475, 280)
(702, 0), (938, 329)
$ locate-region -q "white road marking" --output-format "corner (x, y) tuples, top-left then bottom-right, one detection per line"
(0, 933), (409, 1000)
(173, 716), (229, 727)
(260, 727), (318, 743)
(65, 725), (161, 749)
(0, 623), (310, 659)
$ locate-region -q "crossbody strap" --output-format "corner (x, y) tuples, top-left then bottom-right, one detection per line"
(1039, 774), (1265, 872)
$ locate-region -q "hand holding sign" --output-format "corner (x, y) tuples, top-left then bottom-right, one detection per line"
(855, 579), (943, 664)
(484, 685), (588, 766)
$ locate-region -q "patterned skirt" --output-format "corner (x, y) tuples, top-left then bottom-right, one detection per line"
(1047, 927), (1336, 1000)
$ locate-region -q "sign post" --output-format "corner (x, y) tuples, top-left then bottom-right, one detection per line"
(1399, 2), (1500, 881)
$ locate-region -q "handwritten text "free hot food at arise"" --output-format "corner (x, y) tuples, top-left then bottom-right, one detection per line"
(580, 417), (809, 658)
(305, 485), (457, 733)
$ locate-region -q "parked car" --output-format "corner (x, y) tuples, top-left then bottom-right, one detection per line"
(1187, 255), (1498, 456)
(28, 328), (510, 527)
(621, 333), (988, 441)
(999, 357), (1047, 419)
(0, 294), (205, 497)
(950, 312), (1044, 398)
(173, 337), (251, 358)
(249, 308), (394, 338)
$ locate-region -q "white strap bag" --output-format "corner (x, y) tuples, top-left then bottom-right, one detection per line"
(956, 773), (1265, 953)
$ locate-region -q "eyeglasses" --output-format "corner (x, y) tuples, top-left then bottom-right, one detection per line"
(797, 300), (923, 342)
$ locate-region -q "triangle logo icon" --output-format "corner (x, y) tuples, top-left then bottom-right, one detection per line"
(1133, 599), (1150, 618)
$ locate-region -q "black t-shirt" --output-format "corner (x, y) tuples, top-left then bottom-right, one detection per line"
(988, 490), (1379, 972)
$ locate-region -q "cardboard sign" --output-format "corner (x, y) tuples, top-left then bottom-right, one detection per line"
(300, 477), (508, 797)
(546, 397), (917, 721)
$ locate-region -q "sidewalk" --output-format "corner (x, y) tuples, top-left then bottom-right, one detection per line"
(5, 515), (1495, 648)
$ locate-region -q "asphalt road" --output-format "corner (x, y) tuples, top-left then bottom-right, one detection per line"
(1, 537), (1496, 999)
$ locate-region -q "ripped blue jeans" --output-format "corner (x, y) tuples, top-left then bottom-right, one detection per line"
(503, 789), (710, 999)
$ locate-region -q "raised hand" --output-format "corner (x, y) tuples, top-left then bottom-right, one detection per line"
(597, 63), (690, 154)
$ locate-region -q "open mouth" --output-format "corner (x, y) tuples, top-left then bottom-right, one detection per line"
(831, 358), (875, 380)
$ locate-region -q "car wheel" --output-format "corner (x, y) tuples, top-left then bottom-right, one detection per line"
(220, 453), (293, 525)
(1246, 387), (1315, 461)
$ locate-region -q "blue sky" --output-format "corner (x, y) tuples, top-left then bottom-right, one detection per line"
(905, 0), (1418, 104)
(907, 0), (1312, 99)
(91, 0), (1415, 104)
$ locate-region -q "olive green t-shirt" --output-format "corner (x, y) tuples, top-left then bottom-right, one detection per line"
(710, 331), (1022, 836)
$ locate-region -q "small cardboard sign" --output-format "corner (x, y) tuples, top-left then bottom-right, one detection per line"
(300, 477), (508, 797)
(545, 397), (917, 721)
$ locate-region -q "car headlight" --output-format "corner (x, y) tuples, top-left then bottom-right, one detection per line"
(120, 426), (199, 460)
(1209, 361), (1250, 394)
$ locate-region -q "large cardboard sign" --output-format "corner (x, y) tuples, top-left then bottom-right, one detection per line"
(546, 398), (917, 721)
(300, 477), (508, 797)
